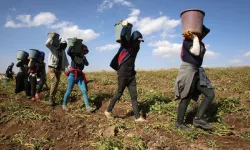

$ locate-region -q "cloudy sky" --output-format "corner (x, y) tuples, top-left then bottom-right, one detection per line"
(0, 0), (250, 73)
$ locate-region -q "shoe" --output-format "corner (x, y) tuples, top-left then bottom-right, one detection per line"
(27, 96), (32, 99)
(176, 123), (191, 131)
(104, 111), (114, 119)
(86, 106), (96, 113)
(193, 117), (213, 130)
(31, 97), (36, 101)
(62, 105), (69, 111)
(35, 93), (40, 100)
(135, 117), (147, 122)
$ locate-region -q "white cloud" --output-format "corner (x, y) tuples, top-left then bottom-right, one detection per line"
(125, 9), (181, 37)
(58, 26), (100, 42)
(205, 50), (219, 58)
(130, 9), (140, 16)
(229, 59), (243, 65)
(203, 44), (219, 59)
(125, 9), (140, 24)
(148, 40), (182, 58)
(96, 43), (120, 52)
(149, 41), (219, 59)
(5, 12), (57, 28)
(49, 21), (72, 29)
(5, 12), (100, 42)
(97, 0), (133, 12)
(243, 51), (250, 57)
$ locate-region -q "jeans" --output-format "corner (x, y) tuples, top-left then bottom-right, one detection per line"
(63, 73), (89, 108)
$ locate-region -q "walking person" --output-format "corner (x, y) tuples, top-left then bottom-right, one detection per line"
(46, 32), (69, 106)
(175, 25), (215, 130)
(63, 40), (95, 112)
(105, 20), (146, 122)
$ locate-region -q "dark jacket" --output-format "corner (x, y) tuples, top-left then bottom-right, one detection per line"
(110, 26), (143, 73)
(16, 60), (29, 74)
(181, 38), (206, 67)
(6, 65), (14, 75)
(67, 45), (89, 71)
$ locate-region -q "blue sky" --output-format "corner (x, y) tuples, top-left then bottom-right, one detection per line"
(0, 0), (250, 73)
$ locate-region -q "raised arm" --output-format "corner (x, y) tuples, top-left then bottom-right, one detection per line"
(45, 37), (53, 50)
(67, 46), (74, 57)
(83, 56), (89, 66)
(189, 36), (201, 56)
(120, 20), (130, 48)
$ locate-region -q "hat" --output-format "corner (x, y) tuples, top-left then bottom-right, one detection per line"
(137, 37), (144, 42)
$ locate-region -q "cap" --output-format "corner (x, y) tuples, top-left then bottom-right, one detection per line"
(137, 37), (144, 42)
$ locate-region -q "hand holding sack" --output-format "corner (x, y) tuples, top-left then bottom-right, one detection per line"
(71, 37), (83, 54)
(47, 32), (61, 47)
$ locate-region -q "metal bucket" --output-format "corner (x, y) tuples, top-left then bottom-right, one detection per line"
(17, 50), (29, 60)
(67, 38), (73, 46)
(180, 9), (205, 35)
(114, 23), (133, 43)
(28, 49), (40, 60)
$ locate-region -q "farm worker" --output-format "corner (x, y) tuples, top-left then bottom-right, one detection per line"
(15, 53), (31, 98)
(174, 25), (215, 130)
(28, 51), (46, 101)
(6, 62), (14, 80)
(45, 33), (69, 106)
(105, 20), (147, 122)
(35, 51), (47, 99)
(63, 42), (95, 112)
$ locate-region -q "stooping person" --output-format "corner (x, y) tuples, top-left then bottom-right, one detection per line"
(35, 51), (47, 99)
(15, 51), (31, 98)
(6, 62), (14, 80)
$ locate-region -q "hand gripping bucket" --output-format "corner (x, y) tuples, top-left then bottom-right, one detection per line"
(114, 23), (133, 43)
(71, 38), (83, 54)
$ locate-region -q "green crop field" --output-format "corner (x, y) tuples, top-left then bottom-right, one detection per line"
(1, 67), (250, 149)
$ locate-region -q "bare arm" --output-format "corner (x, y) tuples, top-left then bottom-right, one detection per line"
(189, 36), (201, 56)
